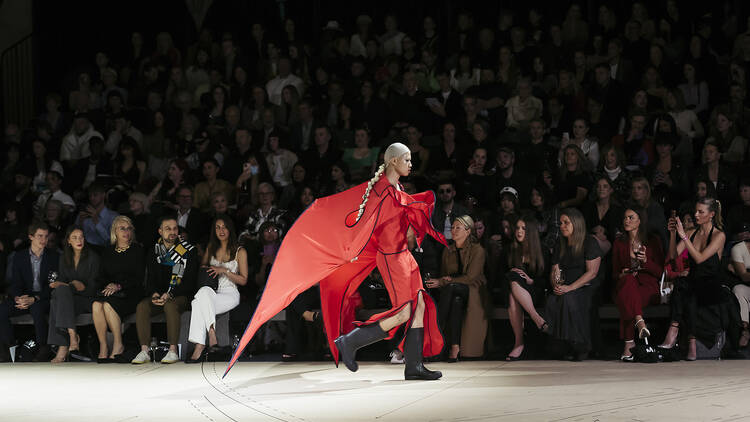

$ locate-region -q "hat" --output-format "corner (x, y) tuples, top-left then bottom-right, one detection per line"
(499, 186), (519, 199)
(14, 164), (35, 179)
(322, 20), (342, 31)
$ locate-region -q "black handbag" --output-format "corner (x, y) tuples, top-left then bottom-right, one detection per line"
(197, 266), (219, 291)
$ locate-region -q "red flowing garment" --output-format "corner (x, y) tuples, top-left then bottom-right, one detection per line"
(225, 176), (447, 376)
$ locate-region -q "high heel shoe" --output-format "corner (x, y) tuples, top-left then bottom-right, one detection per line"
(539, 321), (550, 334)
(185, 347), (208, 364)
(620, 340), (635, 362)
(635, 318), (650, 339)
(506, 345), (526, 361)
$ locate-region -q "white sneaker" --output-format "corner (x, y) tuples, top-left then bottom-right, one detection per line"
(389, 349), (404, 364)
(161, 350), (180, 364)
(131, 350), (151, 364)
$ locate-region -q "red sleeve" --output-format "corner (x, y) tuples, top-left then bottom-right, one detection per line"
(642, 235), (665, 278)
(612, 239), (626, 276)
(400, 190), (448, 248)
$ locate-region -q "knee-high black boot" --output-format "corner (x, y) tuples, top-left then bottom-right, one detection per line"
(334, 323), (388, 372)
(404, 328), (442, 380)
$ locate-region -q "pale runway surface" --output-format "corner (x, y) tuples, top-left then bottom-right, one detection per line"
(1, 360), (749, 421)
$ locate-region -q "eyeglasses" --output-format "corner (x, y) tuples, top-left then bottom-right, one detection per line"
(264, 228), (279, 233)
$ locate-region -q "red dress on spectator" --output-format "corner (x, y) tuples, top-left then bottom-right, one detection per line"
(226, 176), (447, 375)
(612, 234), (665, 340)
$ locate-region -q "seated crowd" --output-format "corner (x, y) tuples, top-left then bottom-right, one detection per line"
(2, 3), (750, 363)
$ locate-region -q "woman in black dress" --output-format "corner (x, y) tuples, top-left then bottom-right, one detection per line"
(659, 197), (726, 360)
(49, 227), (100, 362)
(544, 208), (603, 360)
(92, 216), (145, 362)
(506, 216), (549, 360)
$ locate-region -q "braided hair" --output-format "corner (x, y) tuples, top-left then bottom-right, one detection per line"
(354, 142), (410, 224)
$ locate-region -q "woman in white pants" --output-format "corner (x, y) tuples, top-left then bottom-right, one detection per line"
(187, 214), (248, 362)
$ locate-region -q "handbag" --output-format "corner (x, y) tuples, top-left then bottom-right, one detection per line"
(197, 266), (218, 291)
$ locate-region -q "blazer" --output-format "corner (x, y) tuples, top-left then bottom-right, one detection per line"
(58, 251), (100, 298)
(10, 248), (60, 301)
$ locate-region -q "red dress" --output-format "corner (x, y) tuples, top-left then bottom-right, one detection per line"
(612, 235), (664, 340)
(225, 176), (447, 375)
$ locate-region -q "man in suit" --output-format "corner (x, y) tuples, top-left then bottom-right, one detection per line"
(288, 99), (320, 154)
(0, 222), (59, 362)
(175, 185), (208, 247)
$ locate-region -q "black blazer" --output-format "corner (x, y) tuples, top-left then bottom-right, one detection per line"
(181, 208), (209, 246)
(10, 248), (60, 301)
(58, 250), (100, 298)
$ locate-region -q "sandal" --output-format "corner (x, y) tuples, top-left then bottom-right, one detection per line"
(635, 318), (650, 339)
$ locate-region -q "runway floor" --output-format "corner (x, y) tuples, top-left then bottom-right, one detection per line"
(2, 359), (750, 421)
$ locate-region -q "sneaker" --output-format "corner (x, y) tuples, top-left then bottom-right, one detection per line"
(131, 350), (151, 364)
(389, 349), (404, 364)
(160, 350), (180, 364)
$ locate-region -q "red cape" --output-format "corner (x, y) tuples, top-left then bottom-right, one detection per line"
(224, 179), (445, 376)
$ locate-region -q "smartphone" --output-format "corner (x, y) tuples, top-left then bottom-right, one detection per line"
(425, 97), (440, 107)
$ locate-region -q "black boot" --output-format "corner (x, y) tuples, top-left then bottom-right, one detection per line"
(334, 323), (387, 372)
(404, 328), (442, 380)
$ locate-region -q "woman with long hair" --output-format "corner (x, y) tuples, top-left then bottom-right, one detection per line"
(506, 216), (549, 360)
(227, 143), (448, 380)
(660, 198), (726, 360)
(555, 144), (591, 209)
(49, 227), (100, 362)
(114, 136), (147, 188)
(612, 205), (664, 361)
(544, 208), (603, 360)
(705, 109), (748, 164)
(187, 215), (248, 362)
(426, 215), (488, 361)
(92, 216), (144, 362)
(149, 158), (190, 213)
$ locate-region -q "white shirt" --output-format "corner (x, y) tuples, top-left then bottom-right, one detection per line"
(731, 242), (750, 269)
(60, 126), (103, 161)
(177, 208), (191, 228)
(265, 74), (305, 106)
(36, 189), (76, 214)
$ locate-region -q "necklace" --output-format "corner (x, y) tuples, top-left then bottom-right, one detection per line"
(115, 244), (130, 253)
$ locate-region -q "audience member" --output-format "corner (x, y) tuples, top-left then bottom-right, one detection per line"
(0, 222), (58, 362)
(505, 216), (549, 360)
(49, 227), (99, 362)
(545, 208), (602, 360)
(425, 215), (487, 360)
(187, 215), (247, 362)
(132, 216), (198, 364)
(92, 216), (145, 363)
(660, 198), (726, 360)
(612, 205), (665, 361)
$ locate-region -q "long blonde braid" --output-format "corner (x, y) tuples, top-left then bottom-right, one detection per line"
(353, 142), (410, 224)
